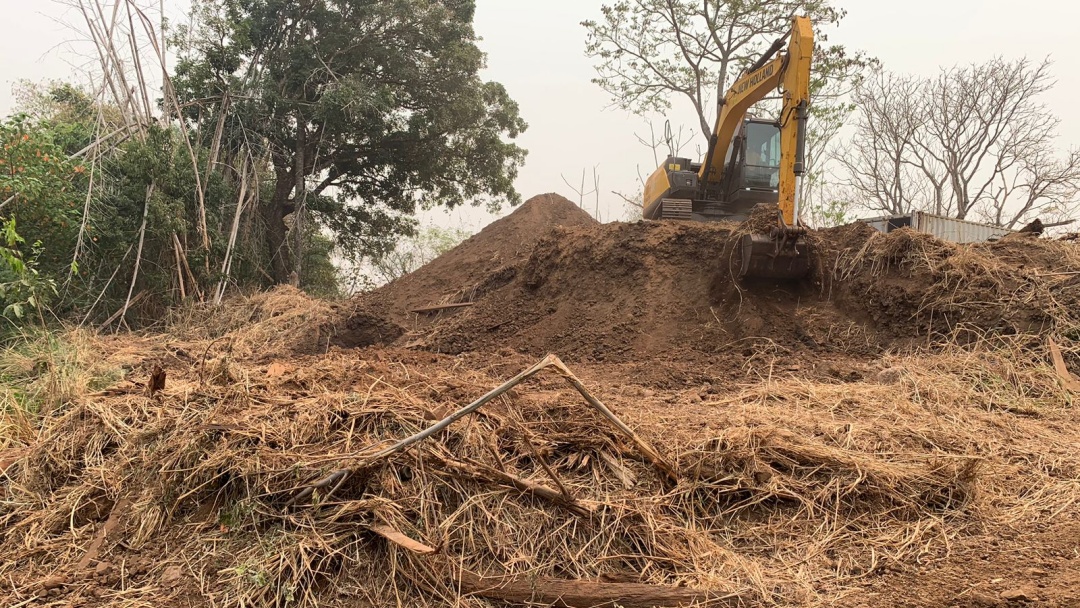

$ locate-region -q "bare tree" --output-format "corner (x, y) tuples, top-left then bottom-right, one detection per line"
(562, 166), (602, 207)
(583, 0), (848, 141)
(584, 1), (875, 227)
(837, 72), (930, 215)
(842, 57), (1080, 227)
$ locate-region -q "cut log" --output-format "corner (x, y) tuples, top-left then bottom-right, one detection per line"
(410, 302), (475, 314)
(370, 524), (745, 607)
(457, 571), (744, 608)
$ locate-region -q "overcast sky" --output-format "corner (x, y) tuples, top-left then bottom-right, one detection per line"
(2, 0), (1079, 227)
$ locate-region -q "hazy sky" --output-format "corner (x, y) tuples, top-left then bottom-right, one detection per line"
(2, 0), (1079, 227)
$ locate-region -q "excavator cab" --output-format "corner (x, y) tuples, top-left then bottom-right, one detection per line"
(714, 118), (783, 214)
(643, 118), (781, 223)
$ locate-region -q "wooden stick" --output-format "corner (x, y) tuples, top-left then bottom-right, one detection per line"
(287, 354), (678, 505)
(519, 431), (573, 499)
(410, 302), (475, 314)
(1048, 337), (1080, 392)
(172, 233), (187, 300)
(1035, 271), (1080, 277)
(1044, 219), (1077, 228)
(173, 233), (203, 302)
(99, 290), (146, 331)
(435, 455), (593, 518)
(549, 358), (679, 486)
(119, 182), (154, 330)
(286, 355), (560, 506)
(368, 524), (436, 555)
(215, 153), (251, 305)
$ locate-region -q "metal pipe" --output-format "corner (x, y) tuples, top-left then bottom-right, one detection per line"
(792, 100), (809, 224)
(746, 34), (789, 75)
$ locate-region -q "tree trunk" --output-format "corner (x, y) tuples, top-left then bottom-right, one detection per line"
(264, 172), (294, 284)
(292, 124), (307, 287)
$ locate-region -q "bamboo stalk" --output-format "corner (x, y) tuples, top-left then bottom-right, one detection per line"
(172, 233), (187, 300)
(215, 153), (252, 305)
(127, 0), (211, 252)
(172, 233), (203, 302)
(79, 244), (134, 328)
(119, 182), (155, 329)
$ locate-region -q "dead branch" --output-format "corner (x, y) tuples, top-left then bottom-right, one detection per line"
(373, 527), (744, 607)
(287, 354), (676, 505)
(433, 454), (594, 518)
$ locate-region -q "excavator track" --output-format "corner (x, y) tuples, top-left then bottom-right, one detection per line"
(659, 199), (693, 221)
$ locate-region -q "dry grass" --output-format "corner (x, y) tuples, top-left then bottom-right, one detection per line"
(1, 281), (1077, 608)
(830, 229), (1080, 343)
(164, 285), (338, 361)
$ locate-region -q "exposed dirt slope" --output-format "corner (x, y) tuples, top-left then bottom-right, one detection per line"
(365, 193), (597, 325)
(418, 220), (871, 361)
(358, 207), (1080, 369)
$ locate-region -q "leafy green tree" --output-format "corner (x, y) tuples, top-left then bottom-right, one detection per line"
(584, 1), (859, 139)
(173, 0), (528, 284)
(0, 116), (82, 279)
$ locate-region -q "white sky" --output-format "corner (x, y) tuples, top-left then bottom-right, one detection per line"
(2, 0), (1079, 228)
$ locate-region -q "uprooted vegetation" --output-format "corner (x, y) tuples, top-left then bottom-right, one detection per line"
(2, 195), (1080, 607)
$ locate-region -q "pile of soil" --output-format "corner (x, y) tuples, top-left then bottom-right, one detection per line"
(353, 199), (1080, 366)
(417, 220), (871, 361)
(364, 193), (597, 327)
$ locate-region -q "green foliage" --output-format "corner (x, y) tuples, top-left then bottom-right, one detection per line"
(0, 115), (82, 271)
(173, 0), (527, 282)
(0, 1), (525, 327)
(808, 197), (853, 228)
(0, 219), (58, 323)
(299, 232), (342, 298)
(0, 117), (79, 323)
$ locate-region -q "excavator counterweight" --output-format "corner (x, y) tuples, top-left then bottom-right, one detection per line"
(642, 16), (815, 280)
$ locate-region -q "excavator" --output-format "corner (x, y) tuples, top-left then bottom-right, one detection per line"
(642, 16), (814, 280)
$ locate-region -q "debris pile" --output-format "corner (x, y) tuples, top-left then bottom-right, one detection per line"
(2, 194), (1080, 608)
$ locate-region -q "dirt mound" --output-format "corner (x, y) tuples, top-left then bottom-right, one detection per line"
(366, 193), (597, 325)
(351, 207), (1080, 366)
(824, 226), (1080, 343)
(416, 220), (872, 361)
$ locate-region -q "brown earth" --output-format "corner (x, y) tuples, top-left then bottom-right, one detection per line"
(352, 195), (1080, 368)
(363, 193), (598, 329)
(3, 193), (1080, 608)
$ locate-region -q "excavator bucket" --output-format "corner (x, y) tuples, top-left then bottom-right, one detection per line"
(738, 232), (811, 280)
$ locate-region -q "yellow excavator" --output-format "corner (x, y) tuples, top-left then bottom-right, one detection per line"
(642, 16), (814, 280)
